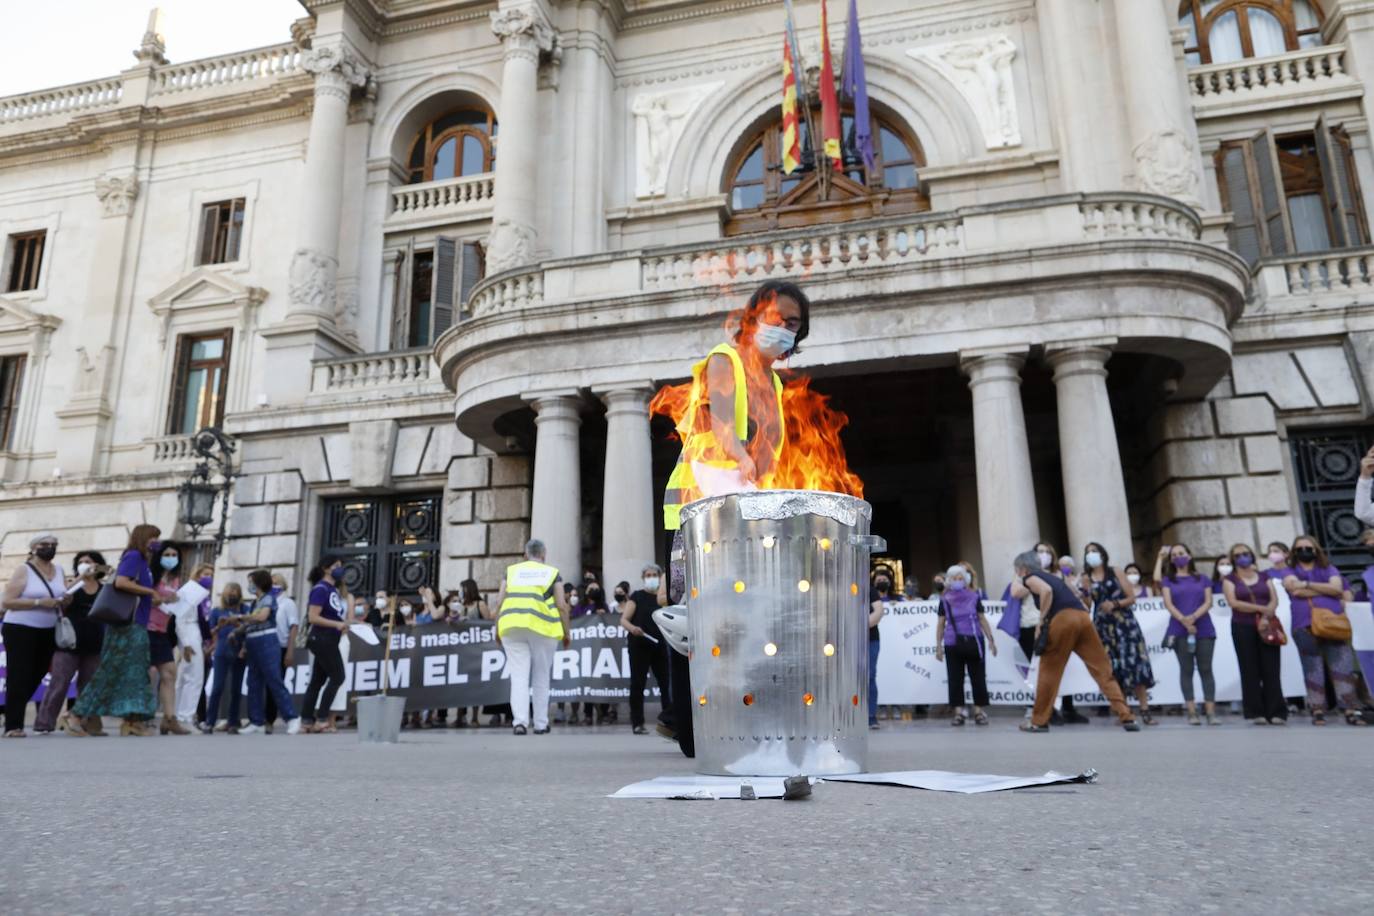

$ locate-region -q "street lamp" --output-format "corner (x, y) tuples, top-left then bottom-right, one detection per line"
(177, 427), (238, 558)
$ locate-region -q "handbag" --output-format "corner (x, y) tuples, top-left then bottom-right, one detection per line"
(1257, 614), (1288, 646)
(26, 561), (76, 649)
(89, 581), (139, 625)
(1310, 606), (1352, 642)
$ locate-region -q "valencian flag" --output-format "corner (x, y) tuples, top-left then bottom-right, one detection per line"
(781, 34), (803, 174)
(840, 0), (875, 169)
(818, 0), (843, 167)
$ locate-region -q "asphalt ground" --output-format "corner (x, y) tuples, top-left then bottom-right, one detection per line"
(1, 712), (1369, 914)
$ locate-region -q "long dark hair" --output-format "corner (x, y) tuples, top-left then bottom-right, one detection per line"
(1166, 543), (1198, 581)
(735, 280), (811, 357)
(1083, 542), (1116, 581)
(308, 555), (342, 586)
(127, 524), (160, 558)
(155, 541), (184, 584)
(460, 579), (481, 605)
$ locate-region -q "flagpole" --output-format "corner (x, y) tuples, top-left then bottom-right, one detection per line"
(783, 0), (828, 199)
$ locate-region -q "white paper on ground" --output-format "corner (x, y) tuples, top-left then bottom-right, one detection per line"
(609, 776), (808, 800)
(823, 769), (1098, 794)
(177, 580), (210, 607)
(350, 623), (380, 646)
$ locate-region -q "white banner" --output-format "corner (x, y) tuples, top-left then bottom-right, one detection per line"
(875, 592), (1330, 706)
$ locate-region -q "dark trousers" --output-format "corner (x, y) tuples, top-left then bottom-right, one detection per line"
(670, 645), (694, 758)
(628, 635), (672, 728)
(206, 650), (245, 727)
(2, 623), (56, 733)
(945, 636), (989, 707)
(1232, 622), (1286, 721)
(264, 645), (288, 724)
(302, 636), (346, 722)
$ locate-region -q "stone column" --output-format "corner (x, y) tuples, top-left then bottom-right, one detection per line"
(569, 3), (607, 255)
(960, 349), (1040, 595)
(1111, 0), (1203, 205)
(1047, 341), (1133, 564)
(291, 45), (369, 323)
(596, 385), (656, 590)
(488, 7), (555, 273)
(528, 393), (583, 582)
(1037, 0), (1122, 192)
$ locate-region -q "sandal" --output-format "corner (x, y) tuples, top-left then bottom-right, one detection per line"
(973, 711), (989, 726)
(1345, 710), (1367, 727)
(1188, 713), (1201, 726)
(1141, 713), (1158, 726)
(1312, 711), (1327, 726)
(3, 729), (26, 738)
(1019, 722), (1049, 733)
(951, 712), (966, 726)
(314, 723), (338, 734)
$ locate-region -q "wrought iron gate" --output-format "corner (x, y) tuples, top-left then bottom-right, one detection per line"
(1290, 426), (1373, 576)
(321, 492), (441, 598)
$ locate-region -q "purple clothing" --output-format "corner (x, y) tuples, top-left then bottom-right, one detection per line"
(996, 584), (1020, 638)
(1225, 573), (1272, 626)
(1163, 574), (1214, 638)
(940, 588), (983, 645)
(309, 582), (343, 622)
(116, 549), (154, 628)
(1363, 565), (1374, 603)
(1286, 564), (1343, 631)
(1264, 568), (1287, 580)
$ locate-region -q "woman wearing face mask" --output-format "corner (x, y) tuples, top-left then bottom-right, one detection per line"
(1081, 543), (1157, 726)
(445, 580), (492, 728)
(1264, 542), (1290, 580)
(1283, 536), (1364, 726)
(146, 542), (191, 735)
(1221, 542), (1286, 725)
(1162, 543), (1218, 726)
(71, 525), (162, 736)
(365, 591), (391, 628)
(238, 569), (301, 735)
(36, 550), (108, 736)
(868, 565), (898, 730)
(1, 534), (70, 737)
(300, 557), (351, 733)
(202, 582), (250, 734)
(660, 280), (811, 758)
(1123, 563), (1152, 598)
(1005, 542), (1085, 724)
(934, 565), (997, 726)
(620, 565), (673, 736)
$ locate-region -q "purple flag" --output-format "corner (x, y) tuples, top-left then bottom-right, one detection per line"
(840, 0), (874, 170)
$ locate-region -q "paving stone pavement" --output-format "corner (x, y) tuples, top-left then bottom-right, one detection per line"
(1, 714), (1369, 914)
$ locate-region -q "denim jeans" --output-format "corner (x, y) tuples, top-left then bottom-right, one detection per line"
(245, 634), (296, 725)
(206, 649), (245, 727)
(868, 639), (880, 724)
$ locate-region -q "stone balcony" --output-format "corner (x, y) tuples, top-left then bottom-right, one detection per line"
(1188, 44), (1361, 118)
(385, 172), (495, 231)
(1241, 245), (1374, 339)
(308, 346), (446, 400)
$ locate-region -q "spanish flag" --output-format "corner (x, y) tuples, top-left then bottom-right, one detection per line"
(819, 0), (843, 167)
(781, 34), (802, 175)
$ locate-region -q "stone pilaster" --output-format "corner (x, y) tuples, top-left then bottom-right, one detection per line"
(596, 385), (655, 590)
(961, 349), (1039, 595)
(1047, 341), (1133, 564)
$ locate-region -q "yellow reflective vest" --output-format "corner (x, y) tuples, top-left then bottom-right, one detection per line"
(497, 560), (564, 639)
(662, 342), (784, 531)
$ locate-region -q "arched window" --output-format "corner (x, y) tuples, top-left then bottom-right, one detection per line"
(1179, 1), (1324, 66)
(406, 108), (498, 184)
(724, 106), (927, 236)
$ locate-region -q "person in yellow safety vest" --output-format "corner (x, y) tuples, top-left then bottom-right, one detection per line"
(490, 538), (572, 735)
(660, 279), (811, 758)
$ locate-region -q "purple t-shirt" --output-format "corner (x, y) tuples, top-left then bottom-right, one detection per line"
(1286, 564), (1343, 631)
(116, 549), (154, 627)
(1225, 573), (1272, 626)
(940, 588), (983, 646)
(308, 581), (344, 643)
(1164, 573), (1214, 638)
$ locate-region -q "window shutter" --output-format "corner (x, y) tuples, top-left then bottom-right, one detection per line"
(197, 204), (218, 266)
(0, 355), (26, 449)
(1218, 144), (1263, 265)
(213, 331), (233, 427)
(458, 241), (484, 318)
(391, 239), (414, 350)
(1314, 116), (1363, 248)
(432, 236), (457, 339)
(1251, 127), (1292, 257)
(166, 335), (190, 435)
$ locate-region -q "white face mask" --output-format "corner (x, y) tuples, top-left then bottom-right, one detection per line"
(754, 323), (797, 358)
(449, 601), (463, 612)
(1126, 573), (1141, 585)
(1085, 551), (1103, 569)
(399, 604), (412, 614)
(77, 563), (94, 577)
(1037, 551), (1054, 569)
(1216, 564), (1233, 577)
(643, 577), (660, 590)
(374, 597), (387, 609)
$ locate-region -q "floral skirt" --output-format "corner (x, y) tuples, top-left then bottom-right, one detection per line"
(1094, 608), (1155, 691)
(71, 623), (157, 720)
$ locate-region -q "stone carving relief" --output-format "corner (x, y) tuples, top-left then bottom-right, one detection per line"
(490, 7), (556, 58)
(631, 83), (721, 198)
(94, 173), (139, 218)
(485, 219), (537, 274)
(909, 35), (1021, 150)
(289, 248), (338, 318)
(335, 279), (361, 344)
(1133, 128), (1201, 202)
(302, 45), (370, 96)
(72, 345), (114, 400)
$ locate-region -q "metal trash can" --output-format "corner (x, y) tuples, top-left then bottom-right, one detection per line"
(356, 694), (406, 744)
(680, 490), (885, 776)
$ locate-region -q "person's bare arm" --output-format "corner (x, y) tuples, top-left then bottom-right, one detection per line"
(934, 614), (946, 660)
(621, 599), (645, 636)
(868, 598), (885, 628)
(978, 611), (998, 655)
(657, 577), (669, 607)
(1009, 579), (1029, 600)
(706, 354), (754, 481)
(1117, 576), (1136, 610)
(115, 574), (161, 603)
(2, 565), (38, 610)
(1304, 575), (1345, 598)
(553, 587), (572, 645)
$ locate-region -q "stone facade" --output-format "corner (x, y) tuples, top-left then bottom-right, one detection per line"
(1, 0), (1373, 599)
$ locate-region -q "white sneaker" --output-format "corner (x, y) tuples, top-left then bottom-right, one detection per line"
(238, 724), (265, 734)
(286, 718), (302, 735)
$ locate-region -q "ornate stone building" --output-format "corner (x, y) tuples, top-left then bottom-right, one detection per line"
(0, 0), (1370, 598)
